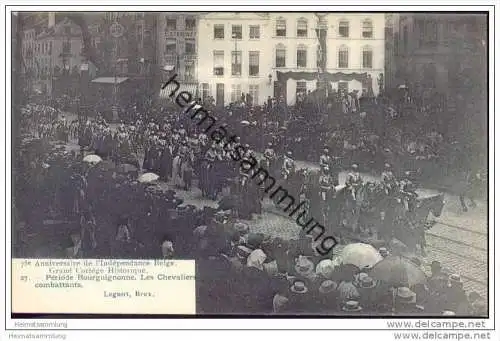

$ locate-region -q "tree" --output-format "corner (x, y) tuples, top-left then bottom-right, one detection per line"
(62, 13), (104, 71)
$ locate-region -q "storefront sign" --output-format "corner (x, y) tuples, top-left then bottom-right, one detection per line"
(165, 31), (195, 38)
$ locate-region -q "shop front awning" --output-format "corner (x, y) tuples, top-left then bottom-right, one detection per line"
(159, 83), (198, 101)
(91, 77), (129, 84)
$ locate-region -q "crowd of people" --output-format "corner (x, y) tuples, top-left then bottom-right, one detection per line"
(12, 87), (486, 316)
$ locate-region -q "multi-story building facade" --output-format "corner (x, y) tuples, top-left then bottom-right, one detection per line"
(30, 15), (84, 95)
(197, 12), (385, 106)
(395, 13), (487, 164)
(158, 13), (199, 99)
(384, 13), (399, 91)
(396, 14), (487, 109)
(197, 12), (271, 107)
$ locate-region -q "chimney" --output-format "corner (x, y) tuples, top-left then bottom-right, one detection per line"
(48, 12), (55, 28)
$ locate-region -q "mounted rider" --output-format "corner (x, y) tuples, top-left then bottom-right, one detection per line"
(400, 171), (418, 212)
(319, 165), (335, 202)
(319, 146), (332, 174)
(381, 163), (398, 195)
(345, 164), (363, 201)
(282, 151), (296, 180)
(264, 142), (276, 161)
(263, 142), (276, 172)
(204, 143), (217, 165)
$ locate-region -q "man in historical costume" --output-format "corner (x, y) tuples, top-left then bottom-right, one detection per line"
(264, 142), (276, 161)
(158, 139), (173, 181)
(318, 165), (335, 225)
(198, 132), (209, 147)
(345, 164), (363, 201)
(79, 210), (98, 257)
(282, 151), (295, 181)
(381, 163), (398, 196)
(399, 171), (418, 213)
(172, 143), (188, 189)
(319, 146), (332, 168)
(71, 169), (88, 217)
(201, 144), (217, 199)
(236, 171), (253, 219)
(181, 147), (194, 191)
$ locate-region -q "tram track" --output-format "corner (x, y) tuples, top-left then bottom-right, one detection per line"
(431, 219), (488, 236)
(426, 231), (487, 252)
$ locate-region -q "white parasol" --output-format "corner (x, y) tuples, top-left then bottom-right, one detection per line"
(339, 243), (383, 270)
(240, 120), (250, 126)
(82, 154), (102, 164)
(138, 172), (160, 183)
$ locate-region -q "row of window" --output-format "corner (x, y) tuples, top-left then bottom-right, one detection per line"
(27, 41), (54, 55)
(166, 17), (197, 31)
(200, 81), (353, 106)
(165, 38), (196, 55)
(213, 50), (260, 76)
(210, 46), (374, 76)
(276, 45), (374, 68)
(24, 31), (36, 40)
(213, 19), (374, 40)
(200, 83), (260, 105)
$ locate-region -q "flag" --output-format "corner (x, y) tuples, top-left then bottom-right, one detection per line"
(315, 28), (327, 72)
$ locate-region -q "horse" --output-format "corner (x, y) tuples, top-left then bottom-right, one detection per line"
(338, 182), (370, 233)
(393, 193), (445, 255)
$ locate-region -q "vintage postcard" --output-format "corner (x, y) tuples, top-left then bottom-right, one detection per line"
(3, 3), (496, 339)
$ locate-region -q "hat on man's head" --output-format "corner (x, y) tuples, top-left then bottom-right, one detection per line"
(442, 310), (456, 316)
(318, 280), (338, 294)
(384, 163), (391, 169)
(352, 164), (359, 169)
(290, 280), (308, 294)
(396, 287), (417, 304)
(449, 274), (462, 286)
(342, 300), (362, 312)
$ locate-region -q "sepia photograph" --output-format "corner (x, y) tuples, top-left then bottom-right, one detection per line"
(8, 6), (491, 324)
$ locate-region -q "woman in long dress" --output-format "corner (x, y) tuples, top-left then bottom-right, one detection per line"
(172, 153), (183, 188)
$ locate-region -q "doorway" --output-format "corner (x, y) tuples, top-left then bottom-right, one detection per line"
(216, 83), (224, 107)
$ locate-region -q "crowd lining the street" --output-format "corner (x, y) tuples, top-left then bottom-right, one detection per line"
(13, 87), (486, 315)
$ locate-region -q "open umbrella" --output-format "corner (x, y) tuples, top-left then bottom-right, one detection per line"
(138, 172), (160, 183)
(339, 243), (383, 270)
(83, 154), (102, 164)
(240, 120), (250, 126)
(369, 256), (427, 288)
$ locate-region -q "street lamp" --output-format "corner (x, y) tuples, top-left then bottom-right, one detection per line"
(110, 19), (125, 122)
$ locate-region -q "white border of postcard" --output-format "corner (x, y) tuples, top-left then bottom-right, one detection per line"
(1, 1), (497, 337)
